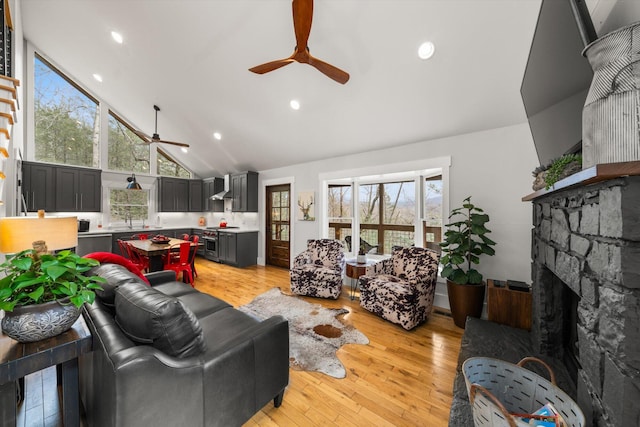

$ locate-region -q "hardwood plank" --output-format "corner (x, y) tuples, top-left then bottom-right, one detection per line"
(19, 258), (463, 426)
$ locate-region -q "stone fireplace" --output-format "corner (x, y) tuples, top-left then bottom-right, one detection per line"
(528, 168), (640, 426)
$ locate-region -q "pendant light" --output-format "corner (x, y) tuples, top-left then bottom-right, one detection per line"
(126, 174), (142, 190)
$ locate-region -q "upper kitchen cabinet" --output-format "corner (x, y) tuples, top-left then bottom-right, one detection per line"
(55, 166), (102, 212)
(203, 177), (224, 212)
(158, 177), (189, 212)
(22, 161), (55, 212)
(231, 171), (258, 212)
(188, 179), (203, 212)
(158, 177), (203, 212)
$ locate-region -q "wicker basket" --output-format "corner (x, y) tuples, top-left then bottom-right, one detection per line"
(462, 357), (585, 427)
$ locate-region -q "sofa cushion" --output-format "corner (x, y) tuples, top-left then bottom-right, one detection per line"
(114, 282), (207, 358)
(87, 263), (149, 307)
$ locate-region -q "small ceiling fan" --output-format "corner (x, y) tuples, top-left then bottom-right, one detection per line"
(249, 0), (350, 84)
(133, 105), (190, 148)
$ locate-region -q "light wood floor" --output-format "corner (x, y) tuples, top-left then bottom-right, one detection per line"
(18, 258), (463, 426)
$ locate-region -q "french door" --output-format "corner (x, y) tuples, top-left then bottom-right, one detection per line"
(266, 184), (290, 268)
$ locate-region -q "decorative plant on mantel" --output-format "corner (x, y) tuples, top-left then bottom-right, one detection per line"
(440, 196), (496, 285)
(0, 249), (105, 312)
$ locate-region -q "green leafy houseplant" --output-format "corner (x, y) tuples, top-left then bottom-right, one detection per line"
(440, 196), (496, 285)
(0, 249), (105, 312)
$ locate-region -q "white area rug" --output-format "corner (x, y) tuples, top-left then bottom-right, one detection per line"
(238, 287), (369, 378)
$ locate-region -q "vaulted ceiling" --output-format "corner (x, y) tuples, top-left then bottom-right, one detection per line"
(21, 0), (546, 178)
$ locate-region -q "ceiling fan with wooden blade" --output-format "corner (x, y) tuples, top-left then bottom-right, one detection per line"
(133, 105), (190, 148)
(249, 0), (350, 84)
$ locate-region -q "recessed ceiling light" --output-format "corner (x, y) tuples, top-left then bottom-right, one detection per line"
(181, 147), (188, 153)
(290, 99), (300, 110)
(213, 132), (222, 140)
(418, 41), (435, 60)
(111, 31), (123, 44)
(92, 73), (103, 82)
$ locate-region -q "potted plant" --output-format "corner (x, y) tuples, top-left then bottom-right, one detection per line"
(440, 196), (496, 328)
(0, 249), (105, 342)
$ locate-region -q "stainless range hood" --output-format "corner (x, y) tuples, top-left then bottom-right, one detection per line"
(210, 174), (230, 200)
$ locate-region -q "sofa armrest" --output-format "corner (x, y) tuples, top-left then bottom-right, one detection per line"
(144, 270), (177, 286)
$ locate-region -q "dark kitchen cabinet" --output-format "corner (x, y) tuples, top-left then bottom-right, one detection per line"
(55, 166), (101, 212)
(231, 171), (258, 212)
(22, 161), (55, 212)
(189, 180), (203, 212)
(158, 177), (189, 212)
(203, 177), (224, 212)
(218, 231), (257, 267)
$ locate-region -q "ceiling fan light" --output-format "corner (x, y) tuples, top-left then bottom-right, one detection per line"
(418, 41), (435, 60)
(181, 147), (188, 153)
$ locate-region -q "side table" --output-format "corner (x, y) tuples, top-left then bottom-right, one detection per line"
(487, 279), (532, 330)
(345, 259), (378, 300)
(0, 314), (92, 426)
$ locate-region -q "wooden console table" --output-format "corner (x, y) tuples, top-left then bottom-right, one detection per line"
(0, 315), (92, 426)
(487, 279), (532, 331)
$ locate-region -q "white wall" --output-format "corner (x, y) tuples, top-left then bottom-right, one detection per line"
(258, 122), (539, 290)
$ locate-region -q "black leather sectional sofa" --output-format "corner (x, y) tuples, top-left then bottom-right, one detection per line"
(79, 263), (289, 427)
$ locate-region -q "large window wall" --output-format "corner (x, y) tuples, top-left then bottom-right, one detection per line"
(324, 160), (448, 256)
(28, 48), (189, 178)
(27, 47), (193, 225)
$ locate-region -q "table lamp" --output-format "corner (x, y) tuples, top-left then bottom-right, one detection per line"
(0, 213), (78, 255)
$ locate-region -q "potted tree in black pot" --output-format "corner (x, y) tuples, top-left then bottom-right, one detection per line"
(440, 196), (496, 328)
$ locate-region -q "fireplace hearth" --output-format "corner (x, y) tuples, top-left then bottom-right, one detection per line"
(529, 169), (640, 427)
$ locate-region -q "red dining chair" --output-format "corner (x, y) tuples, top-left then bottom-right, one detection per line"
(163, 241), (194, 285)
(117, 239), (149, 273)
(189, 235), (199, 278)
(180, 233), (190, 241)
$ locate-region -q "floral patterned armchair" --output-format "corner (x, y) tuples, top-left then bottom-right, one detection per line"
(290, 239), (346, 299)
(358, 246), (440, 330)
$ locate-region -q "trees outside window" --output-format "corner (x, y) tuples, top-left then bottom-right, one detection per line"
(328, 184), (352, 242)
(358, 181), (415, 254)
(157, 149), (190, 178)
(110, 189), (149, 224)
(424, 176), (443, 245)
(108, 112), (150, 173)
(34, 54), (100, 168)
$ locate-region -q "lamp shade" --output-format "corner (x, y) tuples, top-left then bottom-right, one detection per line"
(0, 216), (78, 253)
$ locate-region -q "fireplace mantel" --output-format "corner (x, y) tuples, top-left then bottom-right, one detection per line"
(522, 160), (640, 202)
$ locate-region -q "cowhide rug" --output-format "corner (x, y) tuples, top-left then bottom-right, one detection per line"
(238, 287), (369, 379)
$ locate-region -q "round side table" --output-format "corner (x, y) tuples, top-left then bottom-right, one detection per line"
(345, 259), (377, 300)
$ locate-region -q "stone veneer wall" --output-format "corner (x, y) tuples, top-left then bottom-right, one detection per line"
(531, 176), (640, 427)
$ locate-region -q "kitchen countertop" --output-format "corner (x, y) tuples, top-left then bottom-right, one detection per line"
(77, 226), (258, 237)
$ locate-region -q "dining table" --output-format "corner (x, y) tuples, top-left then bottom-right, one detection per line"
(126, 238), (200, 274)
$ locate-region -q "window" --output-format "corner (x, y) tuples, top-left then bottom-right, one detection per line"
(34, 54), (100, 168)
(109, 188), (149, 224)
(271, 188), (290, 242)
(424, 175), (443, 245)
(157, 149), (190, 178)
(108, 111), (150, 173)
(359, 181), (415, 254)
(328, 184), (352, 242)
(324, 160), (449, 256)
